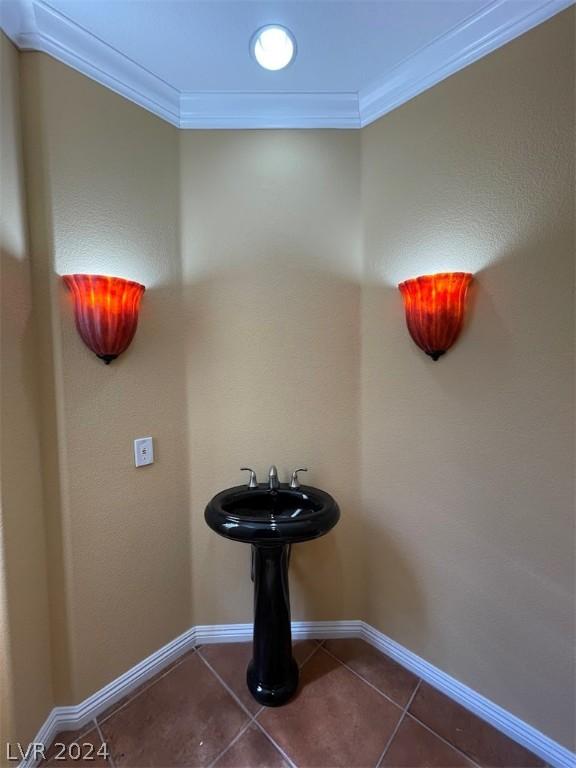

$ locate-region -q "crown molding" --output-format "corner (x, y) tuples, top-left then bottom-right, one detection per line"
(21, 620), (575, 768)
(1, 0), (573, 129)
(179, 91), (360, 129)
(359, 0), (575, 126)
(2, 0), (181, 125)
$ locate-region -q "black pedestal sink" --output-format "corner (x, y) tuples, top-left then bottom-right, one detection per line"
(205, 482), (340, 706)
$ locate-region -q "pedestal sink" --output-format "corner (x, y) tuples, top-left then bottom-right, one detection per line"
(205, 480), (340, 706)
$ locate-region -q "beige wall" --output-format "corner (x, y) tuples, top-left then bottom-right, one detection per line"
(18, 54), (365, 707)
(361, 9), (574, 749)
(6, 6), (574, 753)
(0, 33), (53, 749)
(179, 130), (364, 625)
(20, 53), (192, 703)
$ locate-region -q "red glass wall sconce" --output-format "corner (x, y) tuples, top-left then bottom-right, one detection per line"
(62, 274), (145, 364)
(398, 272), (472, 360)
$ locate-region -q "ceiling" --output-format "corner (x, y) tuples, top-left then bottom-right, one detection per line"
(1, 0), (571, 128)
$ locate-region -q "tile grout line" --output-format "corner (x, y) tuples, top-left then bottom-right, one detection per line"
(248, 641), (324, 768)
(375, 678), (422, 768)
(298, 641), (323, 669)
(94, 720), (116, 768)
(197, 650), (297, 768)
(404, 710), (483, 768)
(82, 720), (99, 742)
(96, 648), (198, 726)
(374, 677), (483, 768)
(320, 645), (406, 713)
(251, 717), (298, 768)
(206, 720), (253, 768)
(250, 641), (324, 768)
(196, 648), (260, 722)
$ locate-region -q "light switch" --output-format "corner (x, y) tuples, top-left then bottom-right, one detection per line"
(134, 437), (154, 467)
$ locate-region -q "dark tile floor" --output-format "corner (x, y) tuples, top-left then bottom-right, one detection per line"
(46, 639), (545, 768)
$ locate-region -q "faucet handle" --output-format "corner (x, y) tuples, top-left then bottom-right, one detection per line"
(240, 467), (258, 488)
(290, 468), (308, 489)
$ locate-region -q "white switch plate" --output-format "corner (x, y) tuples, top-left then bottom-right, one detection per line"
(134, 437), (154, 467)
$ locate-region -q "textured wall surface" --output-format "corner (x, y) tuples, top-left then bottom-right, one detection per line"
(19, 54), (365, 704)
(0, 32), (53, 747)
(361, 9), (574, 748)
(20, 53), (192, 703)
(179, 130), (364, 626)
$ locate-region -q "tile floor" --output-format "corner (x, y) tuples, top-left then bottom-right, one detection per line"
(45, 639), (546, 768)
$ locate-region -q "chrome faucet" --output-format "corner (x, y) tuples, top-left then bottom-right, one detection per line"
(240, 467), (258, 488)
(268, 465), (279, 490)
(290, 468), (308, 489)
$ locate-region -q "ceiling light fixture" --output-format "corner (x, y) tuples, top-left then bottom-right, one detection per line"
(252, 25), (296, 71)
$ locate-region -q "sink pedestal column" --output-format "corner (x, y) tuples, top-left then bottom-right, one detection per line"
(247, 543), (299, 706)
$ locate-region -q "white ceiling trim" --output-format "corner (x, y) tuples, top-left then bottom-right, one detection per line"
(1, 0), (572, 130)
(359, 0), (575, 127)
(179, 92), (360, 129)
(2, 0), (181, 125)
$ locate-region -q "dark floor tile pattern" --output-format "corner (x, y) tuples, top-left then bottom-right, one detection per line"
(409, 682), (546, 768)
(100, 653), (248, 766)
(381, 716), (476, 767)
(46, 639), (546, 768)
(213, 723), (291, 768)
(259, 648), (403, 767)
(323, 638), (419, 707)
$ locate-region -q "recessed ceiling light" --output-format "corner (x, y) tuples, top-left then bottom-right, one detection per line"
(251, 25), (296, 71)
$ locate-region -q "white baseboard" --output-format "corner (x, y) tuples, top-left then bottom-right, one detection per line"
(359, 623), (574, 768)
(22, 621), (574, 768)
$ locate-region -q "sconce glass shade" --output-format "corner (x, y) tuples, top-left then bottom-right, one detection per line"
(398, 272), (472, 360)
(62, 274), (145, 364)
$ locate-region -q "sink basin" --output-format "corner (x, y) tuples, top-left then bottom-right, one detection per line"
(205, 480), (340, 706)
(205, 484), (339, 544)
